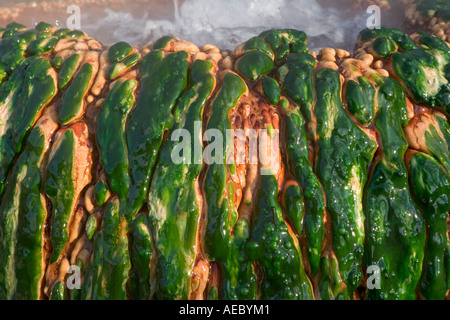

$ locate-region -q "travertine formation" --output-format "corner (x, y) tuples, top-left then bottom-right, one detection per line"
(405, 0), (450, 42)
(0, 20), (448, 300)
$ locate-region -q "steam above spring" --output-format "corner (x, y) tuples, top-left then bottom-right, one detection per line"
(80, 0), (389, 52)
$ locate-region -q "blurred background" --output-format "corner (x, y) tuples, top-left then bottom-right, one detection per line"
(0, 0), (408, 51)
